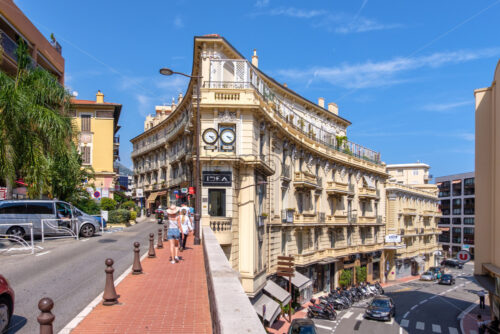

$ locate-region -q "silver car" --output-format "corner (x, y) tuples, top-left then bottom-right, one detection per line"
(0, 200), (100, 238)
(420, 271), (435, 281)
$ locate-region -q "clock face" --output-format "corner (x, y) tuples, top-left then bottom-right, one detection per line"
(202, 128), (218, 144)
(220, 128), (236, 145)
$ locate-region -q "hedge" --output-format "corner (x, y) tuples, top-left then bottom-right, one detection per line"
(108, 209), (131, 224)
(100, 198), (117, 211)
(121, 200), (137, 211)
(130, 211), (137, 221)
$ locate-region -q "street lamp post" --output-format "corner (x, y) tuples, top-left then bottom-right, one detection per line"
(160, 68), (202, 245)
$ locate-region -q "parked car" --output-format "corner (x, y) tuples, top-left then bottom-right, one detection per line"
(420, 271), (436, 281)
(365, 296), (396, 321)
(0, 275), (14, 333)
(0, 200), (100, 238)
(288, 318), (318, 334)
(441, 259), (463, 269)
(439, 274), (456, 285)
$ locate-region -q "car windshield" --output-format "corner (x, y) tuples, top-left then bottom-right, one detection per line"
(290, 325), (316, 334)
(371, 299), (390, 307)
(442, 275), (452, 279)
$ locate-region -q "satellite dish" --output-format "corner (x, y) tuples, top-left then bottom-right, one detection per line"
(72, 91), (79, 97)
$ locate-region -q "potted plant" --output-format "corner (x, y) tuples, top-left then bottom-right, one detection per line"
(335, 135), (347, 150)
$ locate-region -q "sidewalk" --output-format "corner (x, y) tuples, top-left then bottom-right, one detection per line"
(381, 275), (419, 288)
(266, 301), (314, 334)
(461, 298), (491, 334)
(70, 233), (212, 333)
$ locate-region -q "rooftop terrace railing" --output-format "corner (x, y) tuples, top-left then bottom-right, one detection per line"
(203, 80), (382, 165)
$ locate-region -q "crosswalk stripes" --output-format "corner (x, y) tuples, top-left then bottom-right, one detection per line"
(400, 319), (409, 327)
(416, 321), (425, 330)
(342, 311), (353, 319)
(432, 324), (441, 333)
(355, 313), (364, 321)
(448, 327), (459, 334)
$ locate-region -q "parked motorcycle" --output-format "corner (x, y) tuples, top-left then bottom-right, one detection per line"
(155, 209), (164, 224)
(307, 300), (337, 320)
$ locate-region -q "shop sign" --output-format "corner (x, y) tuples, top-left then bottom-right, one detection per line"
(181, 188), (188, 194)
(136, 189), (144, 198)
(0, 187), (6, 200)
(202, 171), (232, 186)
(385, 234), (401, 243)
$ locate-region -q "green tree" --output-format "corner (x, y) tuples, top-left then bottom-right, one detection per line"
(339, 269), (352, 287)
(0, 39), (78, 199)
(100, 198), (117, 211)
(356, 266), (367, 283)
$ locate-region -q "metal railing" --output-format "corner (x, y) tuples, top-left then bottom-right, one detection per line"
(203, 81), (251, 89)
(41, 219), (79, 242)
(209, 218), (232, 232)
(0, 222), (35, 254)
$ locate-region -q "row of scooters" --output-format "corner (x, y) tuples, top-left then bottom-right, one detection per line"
(307, 282), (385, 321)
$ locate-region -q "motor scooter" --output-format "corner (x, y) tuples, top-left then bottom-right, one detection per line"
(155, 209), (164, 224)
(307, 302), (337, 320)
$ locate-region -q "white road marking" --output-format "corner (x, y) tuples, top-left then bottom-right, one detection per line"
(400, 319), (409, 327)
(448, 327), (459, 334)
(356, 313), (364, 321)
(388, 317), (394, 325)
(403, 312), (409, 318)
(416, 321), (425, 330)
(432, 324), (441, 333)
(315, 324), (332, 330)
(419, 299), (427, 304)
(411, 305), (417, 310)
(342, 311), (353, 319)
(35, 251), (50, 257)
(399, 328), (403, 334)
(80, 238), (89, 242)
(429, 295), (437, 300)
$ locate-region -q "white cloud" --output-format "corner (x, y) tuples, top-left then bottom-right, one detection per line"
(174, 16), (184, 29)
(423, 100), (472, 112)
(255, 0), (269, 8)
(276, 48), (500, 89)
(333, 17), (402, 34)
(266, 7), (326, 19)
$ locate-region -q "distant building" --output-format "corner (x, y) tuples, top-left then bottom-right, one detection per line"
(435, 172), (475, 258)
(71, 91), (122, 199)
(386, 163), (432, 185)
(0, 0), (64, 83)
(474, 61), (500, 321)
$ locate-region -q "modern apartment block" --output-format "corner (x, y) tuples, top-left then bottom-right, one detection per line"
(71, 91), (122, 199)
(131, 35), (389, 311)
(0, 0), (64, 83)
(474, 61), (500, 321)
(435, 172), (475, 258)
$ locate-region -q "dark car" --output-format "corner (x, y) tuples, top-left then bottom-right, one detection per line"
(0, 275), (14, 333)
(365, 296), (396, 321)
(288, 318), (318, 334)
(439, 274), (455, 285)
(441, 259), (463, 269)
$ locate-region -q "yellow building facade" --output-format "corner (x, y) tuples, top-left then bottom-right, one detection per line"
(474, 60), (500, 319)
(71, 91), (122, 199)
(132, 35), (389, 301)
(384, 182), (441, 280)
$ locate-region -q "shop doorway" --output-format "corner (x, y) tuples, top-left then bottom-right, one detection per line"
(208, 189), (226, 216)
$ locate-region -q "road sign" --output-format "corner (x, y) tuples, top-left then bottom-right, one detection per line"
(277, 261), (294, 267)
(94, 191), (101, 199)
(181, 188), (188, 194)
(457, 250), (472, 263)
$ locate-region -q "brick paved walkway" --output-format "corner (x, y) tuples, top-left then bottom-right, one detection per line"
(71, 232), (212, 334)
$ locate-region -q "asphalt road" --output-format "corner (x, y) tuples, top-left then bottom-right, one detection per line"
(1, 218), (160, 334)
(312, 263), (481, 334)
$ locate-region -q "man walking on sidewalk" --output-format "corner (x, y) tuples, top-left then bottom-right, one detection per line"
(478, 290), (486, 309)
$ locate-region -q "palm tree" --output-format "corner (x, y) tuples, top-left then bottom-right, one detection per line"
(0, 39), (75, 199)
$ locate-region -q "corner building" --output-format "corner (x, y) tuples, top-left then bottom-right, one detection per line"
(132, 35), (389, 297)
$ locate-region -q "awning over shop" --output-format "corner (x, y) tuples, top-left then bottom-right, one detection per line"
(146, 192), (159, 204)
(264, 280), (291, 305)
(413, 256), (425, 264)
(252, 293), (281, 325)
(157, 191), (167, 196)
(283, 270), (312, 290)
(363, 175), (375, 188)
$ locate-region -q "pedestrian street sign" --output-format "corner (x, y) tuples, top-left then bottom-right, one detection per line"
(457, 250), (471, 263)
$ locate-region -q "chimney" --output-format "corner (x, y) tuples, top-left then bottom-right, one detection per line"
(96, 90), (104, 103)
(178, 93), (183, 104)
(318, 97), (325, 108)
(252, 49), (258, 67)
(328, 102), (338, 115)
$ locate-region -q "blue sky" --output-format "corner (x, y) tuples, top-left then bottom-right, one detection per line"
(13, 0), (500, 178)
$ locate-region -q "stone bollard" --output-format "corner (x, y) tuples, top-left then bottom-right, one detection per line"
(37, 297), (55, 334)
(163, 225), (168, 241)
(132, 242), (143, 275)
(157, 229), (164, 249)
(148, 233), (156, 258)
(103, 258), (119, 306)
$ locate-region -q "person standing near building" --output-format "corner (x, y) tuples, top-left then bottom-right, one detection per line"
(478, 290), (487, 309)
(166, 205), (181, 264)
(179, 207), (193, 251)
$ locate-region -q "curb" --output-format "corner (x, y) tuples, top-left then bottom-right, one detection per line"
(58, 251), (149, 334)
(381, 276), (419, 288)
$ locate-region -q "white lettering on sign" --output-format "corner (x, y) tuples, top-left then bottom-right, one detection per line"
(385, 234), (401, 243)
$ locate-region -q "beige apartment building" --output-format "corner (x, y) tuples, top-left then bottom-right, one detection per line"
(131, 35), (389, 306)
(474, 60), (500, 320)
(384, 163), (441, 280)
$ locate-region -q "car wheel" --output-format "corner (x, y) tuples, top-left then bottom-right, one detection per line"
(79, 224), (95, 238)
(0, 297), (12, 333)
(6, 226), (25, 239)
